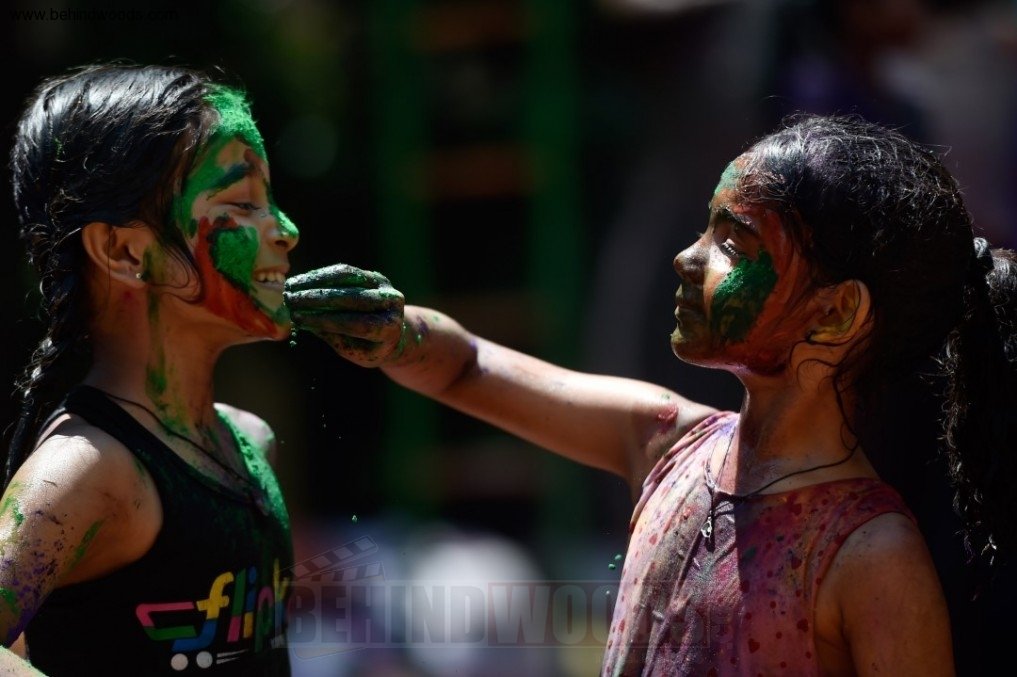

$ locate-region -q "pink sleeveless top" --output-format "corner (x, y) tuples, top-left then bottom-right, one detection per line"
(602, 412), (914, 676)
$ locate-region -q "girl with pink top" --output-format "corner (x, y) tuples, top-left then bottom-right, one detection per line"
(285, 115), (1016, 675)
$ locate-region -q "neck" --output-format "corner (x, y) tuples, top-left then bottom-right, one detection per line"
(85, 289), (228, 439)
(723, 366), (873, 490)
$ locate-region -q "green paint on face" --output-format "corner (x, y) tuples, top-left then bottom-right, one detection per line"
(211, 162), (252, 194)
(71, 521), (103, 567)
(173, 135), (233, 238)
(210, 224), (259, 292)
(269, 203), (299, 239)
(204, 86), (266, 160)
(714, 161), (742, 196)
(0, 588), (20, 616)
(173, 86), (265, 238)
(710, 249), (778, 343)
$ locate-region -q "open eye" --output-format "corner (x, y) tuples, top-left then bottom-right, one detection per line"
(719, 241), (742, 258)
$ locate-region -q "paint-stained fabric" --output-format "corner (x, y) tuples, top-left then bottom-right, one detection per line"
(25, 386), (293, 676)
(602, 412), (913, 676)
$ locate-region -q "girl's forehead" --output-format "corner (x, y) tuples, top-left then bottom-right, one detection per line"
(190, 135), (269, 181)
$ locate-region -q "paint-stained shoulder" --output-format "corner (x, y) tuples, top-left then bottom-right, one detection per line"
(0, 415), (162, 597)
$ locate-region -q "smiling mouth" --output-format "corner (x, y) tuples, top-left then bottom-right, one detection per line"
(253, 270), (286, 292)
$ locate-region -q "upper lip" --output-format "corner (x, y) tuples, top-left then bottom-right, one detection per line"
(675, 289), (704, 312)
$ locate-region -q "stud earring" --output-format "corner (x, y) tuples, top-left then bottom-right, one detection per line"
(136, 271), (144, 280)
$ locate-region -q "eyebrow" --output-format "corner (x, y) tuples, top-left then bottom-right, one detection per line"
(209, 162), (254, 194)
(714, 206), (759, 235)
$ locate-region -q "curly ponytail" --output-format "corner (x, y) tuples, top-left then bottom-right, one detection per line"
(941, 241), (1017, 564)
(5, 63), (218, 485)
(740, 115), (1017, 570)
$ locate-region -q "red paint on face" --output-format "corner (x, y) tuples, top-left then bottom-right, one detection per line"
(193, 215), (277, 336)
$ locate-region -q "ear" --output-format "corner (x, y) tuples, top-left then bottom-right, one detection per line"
(80, 221), (153, 288)
(807, 279), (871, 345)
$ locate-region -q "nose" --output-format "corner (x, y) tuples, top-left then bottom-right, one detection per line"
(673, 242), (704, 284)
(267, 207), (299, 253)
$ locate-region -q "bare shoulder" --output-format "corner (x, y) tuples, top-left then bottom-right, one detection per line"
(215, 403), (277, 464)
(21, 415), (154, 511)
(818, 512), (954, 676)
(0, 415), (161, 641)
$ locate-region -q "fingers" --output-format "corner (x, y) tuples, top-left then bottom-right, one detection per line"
(284, 264), (391, 293)
(284, 286), (404, 313)
(313, 331), (400, 367)
(285, 264), (408, 367)
(291, 308), (402, 342)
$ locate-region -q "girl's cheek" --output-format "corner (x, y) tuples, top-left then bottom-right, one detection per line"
(709, 250), (779, 345)
(209, 224), (259, 290)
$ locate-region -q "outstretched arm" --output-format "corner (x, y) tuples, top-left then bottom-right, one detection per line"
(285, 265), (716, 488)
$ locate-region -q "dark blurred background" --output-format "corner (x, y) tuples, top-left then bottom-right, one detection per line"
(1, 0), (1015, 674)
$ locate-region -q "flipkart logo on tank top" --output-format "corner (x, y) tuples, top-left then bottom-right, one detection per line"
(135, 558), (291, 670)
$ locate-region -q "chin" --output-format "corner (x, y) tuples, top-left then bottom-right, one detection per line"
(670, 334), (766, 373)
(245, 311), (291, 341)
(670, 334), (714, 367)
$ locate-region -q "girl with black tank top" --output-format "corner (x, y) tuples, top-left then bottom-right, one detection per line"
(1, 65), (300, 675)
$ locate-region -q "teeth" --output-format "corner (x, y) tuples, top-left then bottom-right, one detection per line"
(254, 271), (286, 284)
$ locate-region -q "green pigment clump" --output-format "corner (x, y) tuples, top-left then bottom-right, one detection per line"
(210, 225), (260, 292)
(0, 490), (24, 527)
(219, 411), (290, 531)
(710, 250), (778, 343)
(714, 161), (742, 196)
(269, 203), (300, 240)
(204, 85), (267, 160)
(0, 588), (20, 616)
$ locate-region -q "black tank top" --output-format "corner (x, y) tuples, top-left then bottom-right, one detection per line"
(25, 386), (294, 676)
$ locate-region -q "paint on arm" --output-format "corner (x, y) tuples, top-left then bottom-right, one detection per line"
(0, 482), (104, 646)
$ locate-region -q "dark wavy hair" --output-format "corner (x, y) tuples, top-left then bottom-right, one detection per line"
(735, 114), (1017, 565)
(6, 63), (220, 483)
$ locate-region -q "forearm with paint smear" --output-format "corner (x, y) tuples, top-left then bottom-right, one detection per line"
(380, 306), (478, 398)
